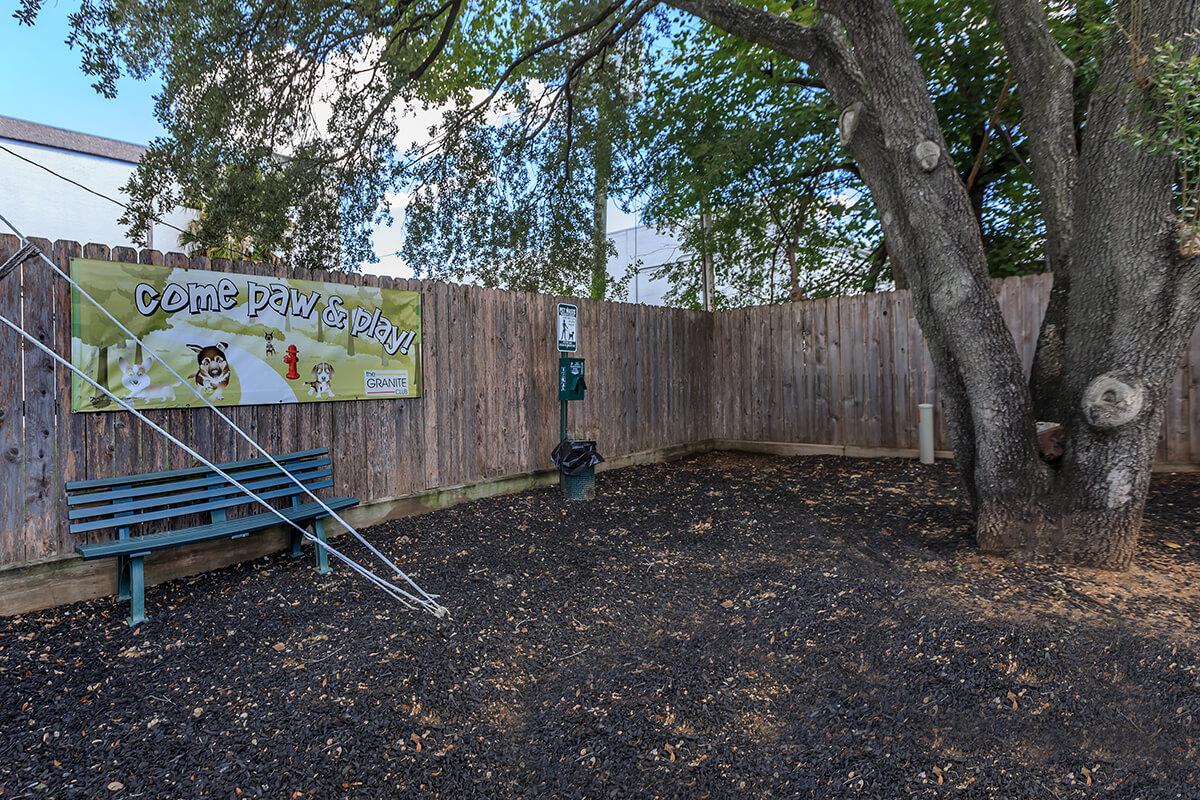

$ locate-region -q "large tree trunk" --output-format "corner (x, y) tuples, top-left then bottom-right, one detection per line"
(671, 0), (1200, 568)
(993, 0), (1200, 567)
(590, 90), (613, 301)
(820, 1), (1046, 545)
(990, 0), (1078, 425)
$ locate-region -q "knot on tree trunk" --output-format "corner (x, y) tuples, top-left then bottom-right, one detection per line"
(912, 140), (940, 172)
(1081, 374), (1144, 430)
(838, 102), (864, 147)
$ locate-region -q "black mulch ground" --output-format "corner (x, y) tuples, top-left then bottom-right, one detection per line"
(2, 453), (1200, 799)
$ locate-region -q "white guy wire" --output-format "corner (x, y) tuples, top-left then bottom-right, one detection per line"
(0, 308), (447, 616)
(0, 212), (440, 608)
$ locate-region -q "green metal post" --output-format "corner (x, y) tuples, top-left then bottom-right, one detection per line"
(127, 554), (146, 626)
(289, 495), (304, 558)
(560, 399), (568, 443)
(117, 556), (130, 601)
(116, 522), (131, 601)
(314, 518), (331, 575)
(116, 492), (132, 601)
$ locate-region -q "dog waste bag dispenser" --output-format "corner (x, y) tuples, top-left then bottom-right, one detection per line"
(559, 357), (586, 402)
(552, 303), (601, 500)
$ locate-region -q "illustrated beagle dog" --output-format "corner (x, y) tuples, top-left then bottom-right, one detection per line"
(305, 362), (335, 399)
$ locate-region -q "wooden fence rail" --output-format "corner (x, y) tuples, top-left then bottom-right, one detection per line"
(0, 235), (1196, 572)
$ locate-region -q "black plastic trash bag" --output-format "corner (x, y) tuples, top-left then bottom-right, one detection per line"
(551, 439), (604, 476)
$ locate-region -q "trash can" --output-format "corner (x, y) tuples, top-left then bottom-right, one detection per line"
(551, 439), (603, 500)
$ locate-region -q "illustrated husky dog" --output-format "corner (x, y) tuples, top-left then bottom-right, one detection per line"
(187, 342), (231, 400)
(264, 331), (277, 356)
(118, 356), (181, 403)
(305, 362), (335, 398)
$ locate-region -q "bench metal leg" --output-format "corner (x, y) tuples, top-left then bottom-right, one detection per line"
(127, 555), (147, 627)
(116, 555), (130, 601)
(289, 529), (303, 559)
(313, 518), (331, 575)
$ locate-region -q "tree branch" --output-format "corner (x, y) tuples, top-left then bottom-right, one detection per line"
(408, 0), (463, 81)
(758, 62), (825, 90)
(666, 0), (823, 67)
(471, 0), (630, 117)
(989, 0), (1078, 275)
(964, 72), (1012, 194)
(767, 160), (860, 188)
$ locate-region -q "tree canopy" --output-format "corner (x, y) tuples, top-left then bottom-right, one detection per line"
(14, 0), (1109, 305)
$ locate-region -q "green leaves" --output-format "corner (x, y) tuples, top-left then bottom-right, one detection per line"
(20, 0), (1108, 289)
(1124, 33), (1200, 227)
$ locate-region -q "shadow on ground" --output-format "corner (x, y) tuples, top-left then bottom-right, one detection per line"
(1, 453), (1198, 798)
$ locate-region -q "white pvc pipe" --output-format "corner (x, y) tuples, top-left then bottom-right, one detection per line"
(918, 403), (934, 464)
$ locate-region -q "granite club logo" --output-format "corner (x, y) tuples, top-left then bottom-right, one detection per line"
(364, 369), (409, 396)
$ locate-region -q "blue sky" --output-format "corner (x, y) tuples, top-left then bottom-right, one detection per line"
(0, 1), (163, 144)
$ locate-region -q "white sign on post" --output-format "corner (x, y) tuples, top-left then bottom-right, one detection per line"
(557, 303), (578, 352)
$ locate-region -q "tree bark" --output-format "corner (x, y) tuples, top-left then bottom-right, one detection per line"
(670, 0), (1200, 568)
(590, 88), (613, 301)
(1037, 0), (1200, 567)
(700, 208), (715, 310)
(990, 0), (1079, 423)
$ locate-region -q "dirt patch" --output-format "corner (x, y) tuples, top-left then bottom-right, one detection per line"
(1, 453), (1197, 798)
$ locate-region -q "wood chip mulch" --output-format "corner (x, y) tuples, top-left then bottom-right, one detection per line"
(1, 453), (1198, 798)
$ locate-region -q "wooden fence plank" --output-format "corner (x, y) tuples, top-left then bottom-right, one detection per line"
(21, 239), (57, 561)
(52, 240), (85, 556)
(0, 235), (24, 566)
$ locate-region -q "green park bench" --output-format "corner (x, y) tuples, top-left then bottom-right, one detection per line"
(67, 448), (358, 626)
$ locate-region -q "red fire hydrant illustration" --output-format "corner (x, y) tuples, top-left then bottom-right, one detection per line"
(283, 345), (300, 380)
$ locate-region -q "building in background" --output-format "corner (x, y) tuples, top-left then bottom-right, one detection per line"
(0, 115), (196, 251)
(606, 224), (690, 306)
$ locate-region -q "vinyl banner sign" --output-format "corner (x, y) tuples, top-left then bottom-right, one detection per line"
(70, 258), (422, 413)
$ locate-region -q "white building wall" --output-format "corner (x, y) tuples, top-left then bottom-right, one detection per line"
(0, 137), (195, 251)
(606, 224), (689, 306)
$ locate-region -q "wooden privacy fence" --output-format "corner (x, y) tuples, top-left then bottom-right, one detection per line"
(0, 235), (1197, 572)
(0, 235), (711, 569)
(711, 273), (1200, 463)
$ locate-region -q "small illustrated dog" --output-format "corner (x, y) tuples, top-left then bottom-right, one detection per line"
(118, 356), (180, 403)
(187, 342), (231, 400)
(305, 362), (335, 399)
(264, 332), (276, 357)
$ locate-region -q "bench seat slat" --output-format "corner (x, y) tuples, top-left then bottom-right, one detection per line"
(75, 497), (358, 559)
(65, 448), (329, 492)
(66, 457), (332, 506)
(68, 465), (334, 520)
(69, 479), (335, 534)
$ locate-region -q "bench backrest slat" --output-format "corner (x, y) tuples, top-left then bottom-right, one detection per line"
(69, 478), (336, 534)
(67, 463), (333, 521)
(65, 457), (332, 506)
(64, 448), (328, 492)
(65, 449), (337, 536)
